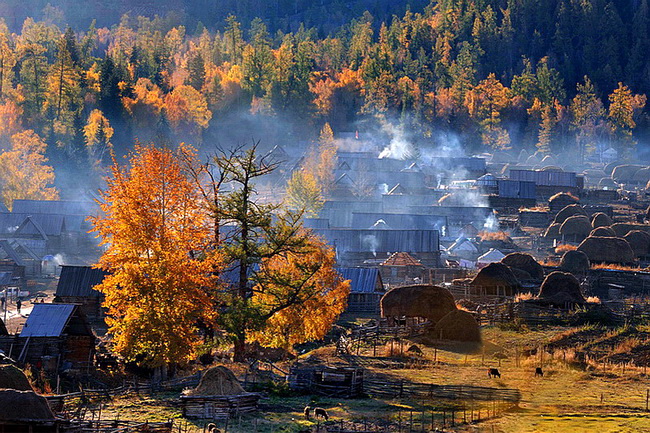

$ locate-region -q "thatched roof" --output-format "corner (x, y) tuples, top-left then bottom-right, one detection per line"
(624, 230), (650, 257)
(431, 309), (481, 342)
(553, 204), (587, 224)
(610, 223), (650, 237)
(0, 390), (55, 421)
(544, 223), (561, 239)
(559, 250), (590, 275)
(0, 365), (32, 391)
(591, 212), (613, 228)
(185, 366), (246, 396)
(380, 285), (457, 323)
(612, 164), (644, 182)
(470, 262), (521, 296)
(577, 236), (635, 264)
(559, 215), (592, 239)
(501, 252), (544, 280)
(590, 226), (616, 237)
(538, 271), (585, 305)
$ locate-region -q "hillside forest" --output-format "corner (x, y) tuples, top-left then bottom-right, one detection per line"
(0, 0), (650, 201)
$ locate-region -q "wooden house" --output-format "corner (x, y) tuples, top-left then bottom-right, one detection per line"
(379, 252), (425, 287)
(0, 304), (95, 371)
(53, 265), (108, 331)
(337, 268), (384, 313)
(288, 364), (364, 398)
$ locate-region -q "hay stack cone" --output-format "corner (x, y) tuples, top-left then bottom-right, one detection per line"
(0, 365), (32, 391)
(553, 204), (587, 224)
(577, 236), (635, 264)
(0, 390), (55, 421)
(611, 223), (650, 237)
(624, 230), (650, 257)
(538, 271), (585, 305)
(471, 262), (521, 296)
(559, 215), (592, 241)
(501, 252), (544, 280)
(590, 226), (616, 237)
(549, 193), (579, 213)
(544, 223), (561, 239)
(559, 250), (590, 275)
(381, 285), (457, 323)
(432, 310), (481, 342)
(185, 366), (246, 396)
(591, 212), (613, 228)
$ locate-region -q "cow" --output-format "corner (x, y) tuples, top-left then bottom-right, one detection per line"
(488, 368), (501, 378)
(206, 423), (221, 433)
(314, 407), (329, 421)
(304, 405), (312, 420)
(535, 367), (544, 377)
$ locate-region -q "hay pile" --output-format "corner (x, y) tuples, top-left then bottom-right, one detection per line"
(380, 285), (457, 323)
(470, 262), (521, 296)
(577, 236), (635, 264)
(553, 204), (587, 224)
(624, 230), (650, 257)
(633, 167), (650, 183)
(591, 212), (613, 228)
(611, 164), (644, 183)
(611, 223), (650, 237)
(590, 226), (616, 237)
(599, 177), (618, 189)
(0, 390), (55, 421)
(501, 252), (544, 280)
(559, 250), (590, 275)
(538, 271), (585, 304)
(184, 366), (246, 396)
(559, 215), (592, 239)
(549, 193), (579, 213)
(431, 310), (481, 342)
(541, 155), (557, 166)
(544, 223), (561, 239)
(0, 365), (32, 391)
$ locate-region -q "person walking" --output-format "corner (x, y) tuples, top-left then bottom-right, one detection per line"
(16, 299), (21, 315)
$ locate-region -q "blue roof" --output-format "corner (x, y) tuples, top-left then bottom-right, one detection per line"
(336, 268), (383, 293)
(20, 304), (75, 337)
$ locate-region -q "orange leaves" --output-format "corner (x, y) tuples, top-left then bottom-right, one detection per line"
(0, 129), (58, 209)
(91, 144), (221, 367)
(164, 84), (212, 136)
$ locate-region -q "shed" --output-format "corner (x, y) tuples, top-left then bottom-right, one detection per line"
(54, 265), (108, 327)
(336, 268), (385, 313)
(288, 364), (364, 398)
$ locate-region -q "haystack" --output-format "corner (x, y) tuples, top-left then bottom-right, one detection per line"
(185, 366), (246, 396)
(590, 226), (616, 237)
(544, 223), (561, 239)
(541, 165), (563, 171)
(526, 154), (541, 165)
(541, 155), (557, 165)
(380, 285), (457, 323)
(549, 193), (579, 213)
(610, 223), (650, 237)
(591, 212), (613, 228)
(604, 161), (619, 175)
(501, 252), (544, 280)
(599, 177), (618, 189)
(470, 262), (521, 296)
(624, 230), (650, 257)
(431, 310), (481, 342)
(559, 215), (592, 240)
(577, 236), (635, 264)
(538, 271), (585, 304)
(0, 390), (55, 421)
(632, 167), (650, 183)
(0, 365), (32, 391)
(612, 164), (644, 183)
(559, 250), (590, 275)
(553, 204), (587, 224)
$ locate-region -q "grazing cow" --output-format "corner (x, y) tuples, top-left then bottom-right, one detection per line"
(206, 423), (221, 433)
(304, 405), (312, 420)
(488, 368), (501, 378)
(314, 407), (329, 421)
(535, 367), (544, 377)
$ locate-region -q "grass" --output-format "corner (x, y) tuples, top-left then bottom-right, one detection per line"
(80, 324), (650, 432)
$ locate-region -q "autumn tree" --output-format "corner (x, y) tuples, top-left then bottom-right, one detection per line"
(91, 144), (221, 372)
(198, 144), (348, 361)
(465, 73), (510, 149)
(164, 84), (212, 137)
(570, 76), (606, 162)
(84, 109), (114, 165)
(608, 82), (647, 159)
(0, 130), (58, 209)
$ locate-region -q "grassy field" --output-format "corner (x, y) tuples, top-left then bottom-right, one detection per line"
(83, 324), (650, 432)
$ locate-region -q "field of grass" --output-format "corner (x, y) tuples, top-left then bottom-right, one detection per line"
(82, 324), (650, 432)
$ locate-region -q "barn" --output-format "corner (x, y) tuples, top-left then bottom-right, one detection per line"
(336, 268), (384, 313)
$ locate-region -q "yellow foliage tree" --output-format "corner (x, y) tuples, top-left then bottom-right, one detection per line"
(164, 84), (212, 136)
(250, 233), (349, 350)
(91, 144), (221, 369)
(0, 130), (58, 210)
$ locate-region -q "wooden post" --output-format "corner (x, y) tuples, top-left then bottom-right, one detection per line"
(646, 389), (649, 411)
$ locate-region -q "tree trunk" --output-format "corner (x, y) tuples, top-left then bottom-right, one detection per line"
(233, 335), (246, 362)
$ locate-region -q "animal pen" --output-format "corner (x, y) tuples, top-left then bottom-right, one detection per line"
(288, 365), (364, 398)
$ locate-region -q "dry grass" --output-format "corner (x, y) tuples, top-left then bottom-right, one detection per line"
(586, 296), (601, 304)
(555, 244), (578, 253)
(477, 230), (511, 241)
(590, 263), (644, 271)
(514, 292), (535, 302)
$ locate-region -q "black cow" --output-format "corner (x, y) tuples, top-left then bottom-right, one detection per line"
(304, 405), (312, 420)
(206, 423), (221, 433)
(488, 368), (501, 378)
(535, 367), (544, 377)
(314, 407), (329, 421)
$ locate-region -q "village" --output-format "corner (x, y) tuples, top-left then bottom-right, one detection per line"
(0, 131), (650, 433)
